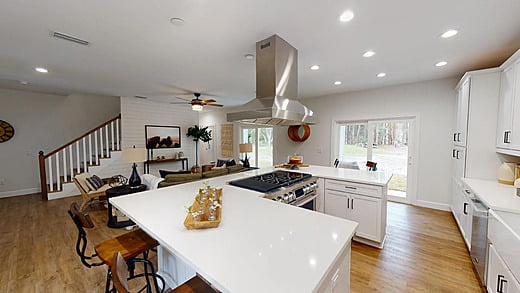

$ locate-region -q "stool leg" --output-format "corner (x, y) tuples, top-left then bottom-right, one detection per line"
(105, 268), (112, 293)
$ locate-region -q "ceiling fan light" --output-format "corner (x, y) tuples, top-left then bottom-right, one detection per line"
(192, 104), (203, 111)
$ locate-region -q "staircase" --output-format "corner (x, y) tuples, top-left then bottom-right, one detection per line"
(38, 115), (122, 200)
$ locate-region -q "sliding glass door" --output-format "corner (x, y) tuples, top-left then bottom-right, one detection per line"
(337, 118), (414, 203)
(241, 126), (273, 168)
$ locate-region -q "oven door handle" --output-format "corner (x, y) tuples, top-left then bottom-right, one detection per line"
(295, 194), (318, 207)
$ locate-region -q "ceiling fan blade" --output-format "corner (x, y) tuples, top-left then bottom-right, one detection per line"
(170, 102), (190, 105)
(176, 96), (191, 101)
(203, 99), (216, 103)
(206, 103), (224, 107)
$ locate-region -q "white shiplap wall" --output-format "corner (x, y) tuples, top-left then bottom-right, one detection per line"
(121, 96), (199, 178)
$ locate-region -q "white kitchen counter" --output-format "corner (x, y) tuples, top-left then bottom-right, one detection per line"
(463, 178), (520, 214)
(291, 165), (392, 186)
(111, 166), (360, 293)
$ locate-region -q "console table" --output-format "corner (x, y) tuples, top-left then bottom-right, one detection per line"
(144, 158), (188, 173)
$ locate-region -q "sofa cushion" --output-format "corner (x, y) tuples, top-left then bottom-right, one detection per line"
(164, 172), (202, 182)
(159, 169), (191, 178)
(227, 164), (247, 173)
(202, 168), (229, 178)
(226, 159), (236, 166)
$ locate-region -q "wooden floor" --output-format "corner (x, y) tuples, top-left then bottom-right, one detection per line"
(0, 194), (484, 292)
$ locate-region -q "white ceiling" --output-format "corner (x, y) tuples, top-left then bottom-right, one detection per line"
(1, 0), (520, 106)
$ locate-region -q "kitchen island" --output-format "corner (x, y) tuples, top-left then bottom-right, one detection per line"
(110, 166), (390, 292)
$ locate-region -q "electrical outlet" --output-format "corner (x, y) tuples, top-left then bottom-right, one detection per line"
(0, 178), (5, 185)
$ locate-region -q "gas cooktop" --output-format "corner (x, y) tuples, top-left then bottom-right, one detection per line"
(228, 170), (312, 193)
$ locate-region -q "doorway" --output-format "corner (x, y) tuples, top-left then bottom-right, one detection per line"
(336, 118), (416, 203)
(241, 126), (274, 168)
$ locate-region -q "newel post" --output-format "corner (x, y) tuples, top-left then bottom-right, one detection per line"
(38, 151), (48, 200)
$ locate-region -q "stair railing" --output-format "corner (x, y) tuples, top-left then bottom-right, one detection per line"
(38, 115), (121, 200)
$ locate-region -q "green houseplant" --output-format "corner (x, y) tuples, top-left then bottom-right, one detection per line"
(186, 125), (212, 170)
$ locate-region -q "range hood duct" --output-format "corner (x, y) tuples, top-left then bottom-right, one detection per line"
(227, 35), (318, 126)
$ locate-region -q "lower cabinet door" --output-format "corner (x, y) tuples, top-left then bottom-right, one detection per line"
(324, 190), (348, 219)
(350, 194), (381, 242)
(487, 244), (520, 293)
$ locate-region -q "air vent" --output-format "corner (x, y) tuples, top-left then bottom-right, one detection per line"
(52, 31), (90, 46)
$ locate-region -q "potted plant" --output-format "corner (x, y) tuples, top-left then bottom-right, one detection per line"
(186, 125), (212, 172)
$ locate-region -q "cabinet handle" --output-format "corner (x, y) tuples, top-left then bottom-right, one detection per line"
(500, 278), (508, 293)
(464, 189), (471, 195)
(351, 198), (354, 209)
(452, 149), (456, 158)
(347, 198), (350, 209)
(463, 203), (468, 215)
(505, 131), (511, 144)
(345, 186), (357, 190)
(497, 275), (504, 293)
(456, 150), (461, 160)
(453, 133), (457, 142)
(457, 133), (461, 142)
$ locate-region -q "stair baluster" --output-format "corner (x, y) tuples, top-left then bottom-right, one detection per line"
(76, 141), (80, 174)
(48, 157), (53, 192)
(105, 124), (110, 157)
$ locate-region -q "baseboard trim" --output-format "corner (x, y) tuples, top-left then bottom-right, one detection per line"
(413, 200), (451, 211)
(0, 188), (40, 198)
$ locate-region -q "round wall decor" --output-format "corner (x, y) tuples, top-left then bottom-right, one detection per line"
(0, 120), (14, 143)
(288, 125), (310, 142)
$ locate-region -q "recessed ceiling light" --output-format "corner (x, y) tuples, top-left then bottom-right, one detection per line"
(19, 81), (29, 85)
(441, 29), (458, 38)
(435, 61), (448, 67)
(363, 50), (376, 58)
(170, 17), (185, 26)
(377, 73), (386, 78)
(35, 67), (48, 73)
(244, 54), (254, 60)
(310, 65), (320, 71)
(333, 81), (342, 85)
(339, 10), (355, 22)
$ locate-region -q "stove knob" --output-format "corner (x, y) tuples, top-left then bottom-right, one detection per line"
(276, 196), (284, 202)
(283, 194), (290, 203)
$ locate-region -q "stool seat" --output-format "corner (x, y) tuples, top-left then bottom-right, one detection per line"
(95, 228), (159, 266)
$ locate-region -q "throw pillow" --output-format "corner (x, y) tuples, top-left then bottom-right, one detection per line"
(86, 175), (103, 190)
(216, 159), (228, 167)
(212, 165), (226, 170)
(226, 159), (236, 166)
(159, 170), (191, 178)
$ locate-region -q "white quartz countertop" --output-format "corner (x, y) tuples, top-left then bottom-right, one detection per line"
(463, 178), (520, 214)
(293, 165), (392, 186)
(111, 166), (359, 293)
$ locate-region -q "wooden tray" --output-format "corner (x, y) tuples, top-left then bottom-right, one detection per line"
(275, 164), (310, 168)
(184, 188), (222, 230)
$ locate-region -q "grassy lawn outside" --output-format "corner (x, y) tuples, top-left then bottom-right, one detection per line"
(388, 174), (407, 192)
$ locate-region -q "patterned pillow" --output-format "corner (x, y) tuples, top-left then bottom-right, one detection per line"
(226, 159), (236, 166)
(216, 159), (228, 167)
(86, 175), (104, 190)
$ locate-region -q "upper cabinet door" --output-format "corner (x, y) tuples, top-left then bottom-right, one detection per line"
(455, 78), (471, 147)
(496, 64), (515, 148)
(510, 60), (520, 151)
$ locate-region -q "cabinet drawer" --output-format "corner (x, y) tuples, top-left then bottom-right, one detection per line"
(325, 179), (383, 198)
(489, 211), (520, 283)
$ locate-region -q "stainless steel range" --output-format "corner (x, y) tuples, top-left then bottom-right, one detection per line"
(228, 170), (318, 210)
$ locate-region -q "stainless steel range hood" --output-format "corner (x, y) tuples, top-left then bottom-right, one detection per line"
(227, 35), (318, 126)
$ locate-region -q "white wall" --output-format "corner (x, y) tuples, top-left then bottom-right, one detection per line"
(0, 88), (120, 196)
(200, 77), (458, 209)
(121, 97), (199, 178)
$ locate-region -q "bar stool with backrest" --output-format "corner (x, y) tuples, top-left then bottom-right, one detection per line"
(111, 251), (219, 293)
(68, 202), (161, 292)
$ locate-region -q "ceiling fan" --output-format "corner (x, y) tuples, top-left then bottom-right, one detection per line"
(170, 93), (223, 111)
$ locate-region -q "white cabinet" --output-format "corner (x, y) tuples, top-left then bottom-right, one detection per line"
(454, 77), (471, 146)
(450, 180), (472, 249)
(324, 179), (386, 245)
(487, 244), (520, 293)
(452, 146), (466, 181)
(316, 242), (351, 293)
(496, 55), (520, 154)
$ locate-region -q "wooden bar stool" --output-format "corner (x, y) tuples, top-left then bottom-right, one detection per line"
(111, 251), (219, 293)
(68, 202), (160, 292)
